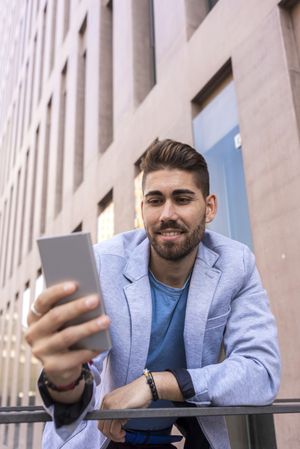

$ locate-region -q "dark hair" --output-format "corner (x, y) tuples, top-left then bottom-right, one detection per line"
(140, 138), (210, 196)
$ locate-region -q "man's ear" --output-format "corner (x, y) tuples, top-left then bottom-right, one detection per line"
(141, 200), (144, 222)
(205, 194), (217, 223)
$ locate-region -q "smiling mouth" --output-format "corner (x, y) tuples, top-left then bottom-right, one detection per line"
(156, 229), (185, 237)
(160, 231), (182, 236)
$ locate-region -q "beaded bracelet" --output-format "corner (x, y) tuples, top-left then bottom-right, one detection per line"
(143, 368), (159, 401)
(40, 363), (93, 392)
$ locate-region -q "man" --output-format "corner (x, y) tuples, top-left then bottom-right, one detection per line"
(26, 139), (280, 449)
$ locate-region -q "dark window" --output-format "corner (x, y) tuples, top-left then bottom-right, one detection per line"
(207, 0), (219, 10)
(99, 1), (113, 152)
(74, 16), (87, 190)
(72, 223), (83, 233)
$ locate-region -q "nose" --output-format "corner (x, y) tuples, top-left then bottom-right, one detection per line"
(159, 200), (178, 222)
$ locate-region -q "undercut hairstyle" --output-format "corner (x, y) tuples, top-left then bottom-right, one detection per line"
(140, 138), (210, 197)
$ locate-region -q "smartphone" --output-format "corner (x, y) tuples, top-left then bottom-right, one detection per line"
(37, 232), (111, 352)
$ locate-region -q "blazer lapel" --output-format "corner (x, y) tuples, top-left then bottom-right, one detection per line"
(184, 243), (221, 369)
(123, 238), (153, 383)
(121, 236), (222, 378)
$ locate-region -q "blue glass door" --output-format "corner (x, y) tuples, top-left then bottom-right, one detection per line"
(202, 125), (252, 248)
(193, 81), (252, 248)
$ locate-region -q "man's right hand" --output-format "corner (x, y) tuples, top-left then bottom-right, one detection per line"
(25, 282), (110, 403)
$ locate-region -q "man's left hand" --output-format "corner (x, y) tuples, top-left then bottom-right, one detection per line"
(98, 376), (152, 442)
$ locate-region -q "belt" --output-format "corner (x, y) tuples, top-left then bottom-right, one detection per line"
(124, 429), (183, 445)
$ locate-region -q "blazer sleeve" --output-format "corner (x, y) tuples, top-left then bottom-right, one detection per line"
(40, 352), (108, 439)
(186, 246), (281, 406)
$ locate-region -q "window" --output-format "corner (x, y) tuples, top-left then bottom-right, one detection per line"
(28, 35), (37, 129)
(185, 0), (220, 39)
(20, 62), (30, 147)
(1, 301), (12, 446)
(207, 0), (219, 11)
(49, 0), (57, 72)
(9, 295), (19, 414)
(9, 169), (21, 277)
(40, 97), (52, 234)
(63, 0), (71, 39)
(28, 0), (34, 41)
(97, 192), (114, 243)
(2, 186), (13, 286)
(10, 104), (16, 167)
(73, 223), (83, 233)
(0, 200), (7, 282)
(18, 151), (29, 265)
(55, 62), (67, 215)
(29, 270), (44, 413)
(38, 5), (47, 101)
(74, 16), (87, 190)
(134, 170), (143, 229)
(28, 126), (40, 252)
(13, 83), (22, 160)
(34, 270), (44, 300)
(132, 0), (156, 104)
(21, 283), (31, 328)
(22, 1), (30, 59)
(99, 0), (113, 152)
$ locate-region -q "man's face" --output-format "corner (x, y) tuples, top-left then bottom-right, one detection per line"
(141, 169), (216, 261)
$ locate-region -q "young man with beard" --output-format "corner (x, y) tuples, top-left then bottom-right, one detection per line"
(26, 139), (280, 449)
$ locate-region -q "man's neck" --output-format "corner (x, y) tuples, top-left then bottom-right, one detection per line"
(149, 247), (198, 288)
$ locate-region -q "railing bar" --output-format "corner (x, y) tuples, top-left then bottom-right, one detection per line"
(0, 406), (45, 412)
(1, 400), (300, 413)
(0, 404), (300, 424)
(81, 405), (300, 418)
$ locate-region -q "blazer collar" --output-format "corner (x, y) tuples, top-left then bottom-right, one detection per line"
(123, 237), (150, 281)
(198, 239), (220, 268)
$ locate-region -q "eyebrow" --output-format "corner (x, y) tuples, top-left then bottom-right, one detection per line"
(144, 189), (196, 197)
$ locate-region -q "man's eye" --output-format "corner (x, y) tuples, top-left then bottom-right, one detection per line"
(176, 197), (192, 204)
(146, 198), (162, 205)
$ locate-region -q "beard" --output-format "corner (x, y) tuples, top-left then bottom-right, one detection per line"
(146, 217), (206, 261)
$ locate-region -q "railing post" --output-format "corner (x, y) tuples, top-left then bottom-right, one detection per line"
(248, 414), (277, 449)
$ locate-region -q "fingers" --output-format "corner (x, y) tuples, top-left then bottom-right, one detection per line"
(98, 391), (128, 442)
(27, 282), (77, 325)
(26, 294), (105, 340)
(29, 315), (110, 368)
(98, 419), (127, 442)
(36, 349), (99, 374)
(25, 282), (111, 380)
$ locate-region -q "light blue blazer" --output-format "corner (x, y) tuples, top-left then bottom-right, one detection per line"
(42, 229), (280, 449)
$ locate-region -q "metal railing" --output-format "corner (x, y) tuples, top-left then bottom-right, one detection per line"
(0, 399), (299, 424)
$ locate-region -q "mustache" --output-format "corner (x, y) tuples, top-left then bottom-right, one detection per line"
(155, 220), (187, 233)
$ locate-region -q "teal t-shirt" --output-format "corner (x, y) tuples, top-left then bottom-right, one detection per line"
(126, 271), (190, 431)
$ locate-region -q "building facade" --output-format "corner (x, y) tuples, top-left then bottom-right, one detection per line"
(0, 0), (300, 447)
